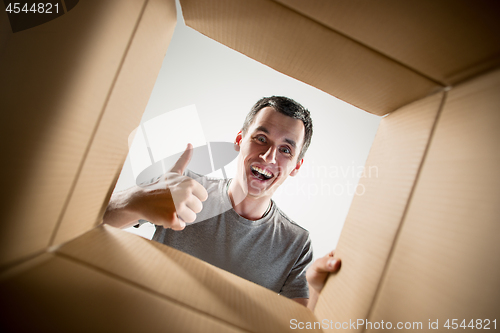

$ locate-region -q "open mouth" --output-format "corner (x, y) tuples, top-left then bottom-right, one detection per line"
(251, 165), (274, 181)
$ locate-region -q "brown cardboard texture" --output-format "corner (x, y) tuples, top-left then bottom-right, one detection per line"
(52, 0), (177, 247)
(0, 0), (176, 267)
(314, 91), (445, 325)
(1, 254), (245, 333)
(274, 0), (500, 86)
(1, 0), (500, 332)
(0, 225), (320, 333)
(180, 0), (441, 116)
(367, 68), (500, 330)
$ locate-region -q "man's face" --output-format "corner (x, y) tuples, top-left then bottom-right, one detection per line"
(234, 107), (305, 199)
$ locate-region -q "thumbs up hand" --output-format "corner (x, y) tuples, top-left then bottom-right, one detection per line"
(104, 144), (208, 231)
(159, 143), (209, 229)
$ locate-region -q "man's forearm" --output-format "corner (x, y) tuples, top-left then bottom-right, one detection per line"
(307, 288), (320, 310)
(291, 287), (320, 310)
(103, 187), (141, 229)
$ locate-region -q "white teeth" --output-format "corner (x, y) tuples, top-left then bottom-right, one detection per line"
(251, 166), (272, 178)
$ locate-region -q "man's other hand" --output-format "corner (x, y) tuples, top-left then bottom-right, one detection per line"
(305, 250), (341, 310)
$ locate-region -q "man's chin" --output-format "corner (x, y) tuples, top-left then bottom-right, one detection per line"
(247, 180), (273, 198)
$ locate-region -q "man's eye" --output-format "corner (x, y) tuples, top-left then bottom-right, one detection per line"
(256, 136), (266, 143)
(280, 147), (291, 154)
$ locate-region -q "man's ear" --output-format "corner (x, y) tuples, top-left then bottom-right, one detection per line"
(234, 131), (243, 151)
(290, 158), (304, 177)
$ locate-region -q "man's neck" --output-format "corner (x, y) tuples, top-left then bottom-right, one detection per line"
(227, 179), (271, 221)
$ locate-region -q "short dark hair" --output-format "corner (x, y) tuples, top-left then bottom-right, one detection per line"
(241, 96), (313, 160)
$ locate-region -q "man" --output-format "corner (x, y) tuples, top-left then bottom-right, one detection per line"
(104, 96), (340, 310)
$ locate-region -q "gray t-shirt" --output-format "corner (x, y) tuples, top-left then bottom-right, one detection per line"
(151, 170), (313, 299)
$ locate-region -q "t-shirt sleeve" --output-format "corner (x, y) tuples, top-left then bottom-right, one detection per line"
(279, 235), (313, 299)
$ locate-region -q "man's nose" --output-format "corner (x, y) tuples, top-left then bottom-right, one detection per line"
(260, 146), (277, 164)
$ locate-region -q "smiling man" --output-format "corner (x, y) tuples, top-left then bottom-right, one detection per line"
(104, 96), (340, 310)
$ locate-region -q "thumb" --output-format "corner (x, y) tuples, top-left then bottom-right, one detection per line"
(170, 143), (193, 174)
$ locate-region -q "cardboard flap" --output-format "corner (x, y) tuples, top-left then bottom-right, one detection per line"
(0, 0), (176, 268)
(52, 0), (177, 247)
(0, 254), (245, 332)
(53, 225), (320, 333)
(274, 0), (500, 85)
(180, 0), (441, 116)
(314, 92), (444, 328)
(367, 68), (500, 328)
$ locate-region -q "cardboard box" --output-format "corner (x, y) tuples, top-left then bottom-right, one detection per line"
(1, 0), (499, 331)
